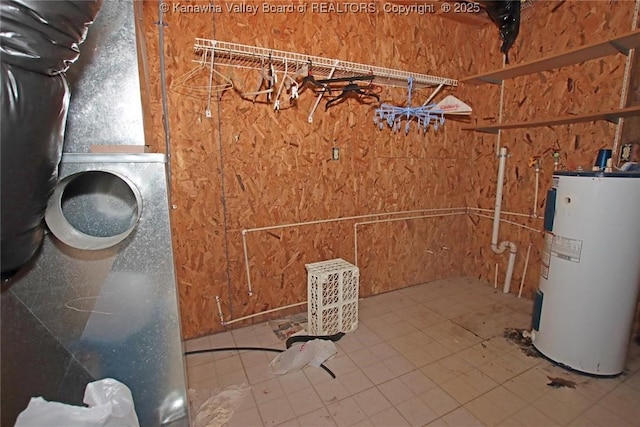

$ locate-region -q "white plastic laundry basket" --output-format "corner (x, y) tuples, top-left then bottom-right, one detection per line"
(306, 258), (359, 335)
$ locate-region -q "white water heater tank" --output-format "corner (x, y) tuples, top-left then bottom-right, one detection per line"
(532, 171), (640, 376)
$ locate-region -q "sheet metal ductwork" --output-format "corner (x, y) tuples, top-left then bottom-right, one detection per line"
(0, 0), (102, 280)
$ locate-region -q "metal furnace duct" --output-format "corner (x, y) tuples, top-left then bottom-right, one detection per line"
(2, 1), (189, 425)
(63, 0), (147, 152)
(6, 153), (189, 426)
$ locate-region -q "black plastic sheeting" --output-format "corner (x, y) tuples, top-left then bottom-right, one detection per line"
(1, 0), (102, 280)
(483, 0), (521, 63)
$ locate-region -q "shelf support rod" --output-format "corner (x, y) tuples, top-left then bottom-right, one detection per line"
(495, 55), (507, 156)
(422, 83), (445, 106)
(205, 44), (216, 118)
(612, 0), (639, 165)
(308, 60), (338, 123)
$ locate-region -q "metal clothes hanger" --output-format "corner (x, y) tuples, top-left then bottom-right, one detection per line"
(169, 64), (234, 98)
(237, 55), (276, 102)
(266, 53), (276, 102)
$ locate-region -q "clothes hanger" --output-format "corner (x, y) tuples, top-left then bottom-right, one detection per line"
(297, 60), (331, 94)
(273, 59), (288, 111)
(323, 81), (381, 111)
(373, 77), (445, 135)
(281, 61), (300, 103)
(290, 62), (309, 83)
(316, 75), (375, 84)
(236, 55), (276, 102)
(318, 76), (380, 110)
(266, 53), (276, 102)
(300, 66), (376, 97)
(286, 74), (299, 101)
(169, 63), (233, 98)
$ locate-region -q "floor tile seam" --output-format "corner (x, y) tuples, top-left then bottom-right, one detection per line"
(417, 377), (502, 421)
(529, 392), (589, 427)
(589, 382), (640, 424)
(279, 387), (329, 421)
(323, 394), (371, 426)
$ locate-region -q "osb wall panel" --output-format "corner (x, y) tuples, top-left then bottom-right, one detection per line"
(356, 214), (469, 296)
(237, 222), (356, 307)
(141, 0), (495, 338)
(461, 1), (638, 301)
(139, 4), (230, 336)
(508, 0), (636, 64)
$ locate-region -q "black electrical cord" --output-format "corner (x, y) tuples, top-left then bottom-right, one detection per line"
(285, 332), (345, 349)
(184, 347), (336, 379)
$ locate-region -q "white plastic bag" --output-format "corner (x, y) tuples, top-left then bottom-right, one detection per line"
(188, 384), (250, 427)
(269, 339), (337, 375)
(15, 378), (140, 427)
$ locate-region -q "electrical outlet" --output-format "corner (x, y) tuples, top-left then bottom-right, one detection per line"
(332, 147), (339, 161)
(205, 109), (212, 118)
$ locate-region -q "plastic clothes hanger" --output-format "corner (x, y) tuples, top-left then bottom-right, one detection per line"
(281, 62), (301, 102)
(297, 60), (340, 96)
(323, 80), (381, 111)
(373, 77), (445, 135)
(288, 77), (299, 100)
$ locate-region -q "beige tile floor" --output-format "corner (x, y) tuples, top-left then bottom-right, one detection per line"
(184, 277), (640, 427)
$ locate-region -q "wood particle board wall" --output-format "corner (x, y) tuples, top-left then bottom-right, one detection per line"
(139, 0), (638, 340)
(461, 1), (639, 301)
(140, 0), (499, 339)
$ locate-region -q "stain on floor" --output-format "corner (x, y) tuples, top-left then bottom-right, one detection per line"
(503, 327), (541, 358)
(547, 376), (577, 388)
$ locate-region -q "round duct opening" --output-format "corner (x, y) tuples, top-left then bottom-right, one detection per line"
(45, 170), (142, 250)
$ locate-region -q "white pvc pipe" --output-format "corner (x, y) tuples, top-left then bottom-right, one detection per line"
(354, 210), (467, 227)
(236, 193), (530, 315)
(354, 224), (359, 266)
(216, 300), (307, 327)
(469, 207), (542, 219)
(353, 210), (467, 266)
(215, 296), (225, 325)
(472, 213), (541, 234)
(241, 230), (253, 296)
(532, 166), (540, 218)
(241, 207), (466, 296)
(503, 247), (517, 294)
(518, 243), (532, 298)
(491, 147), (508, 250)
(243, 207), (463, 234)
(491, 146), (518, 294)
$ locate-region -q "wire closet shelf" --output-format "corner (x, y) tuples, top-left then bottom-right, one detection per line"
(193, 38), (459, 90)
